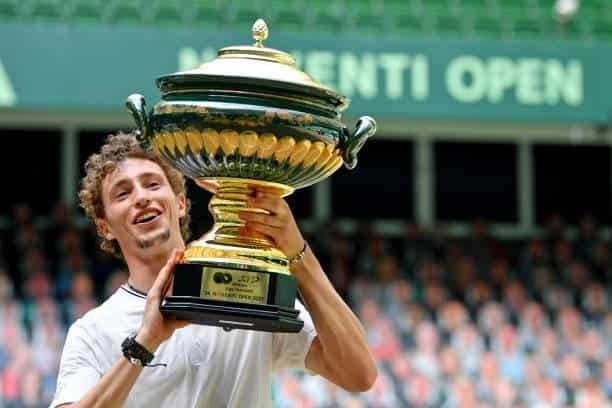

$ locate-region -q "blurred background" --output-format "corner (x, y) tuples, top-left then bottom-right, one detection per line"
(1, 0), (612, 407)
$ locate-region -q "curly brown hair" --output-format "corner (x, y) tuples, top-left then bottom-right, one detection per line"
(79, 132), (191, 258)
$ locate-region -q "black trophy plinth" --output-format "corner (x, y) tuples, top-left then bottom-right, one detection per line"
(161, 263), (303, 333)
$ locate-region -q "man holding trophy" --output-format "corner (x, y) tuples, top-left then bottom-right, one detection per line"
(52, 20), (377, 407)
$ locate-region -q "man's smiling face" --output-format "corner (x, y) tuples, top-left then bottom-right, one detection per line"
(97, 157), (186, 258)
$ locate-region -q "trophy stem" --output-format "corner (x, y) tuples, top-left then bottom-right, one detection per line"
(183, 178), (295, 275)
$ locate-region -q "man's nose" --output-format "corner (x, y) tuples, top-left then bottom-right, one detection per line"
(134, 185), (151, 207)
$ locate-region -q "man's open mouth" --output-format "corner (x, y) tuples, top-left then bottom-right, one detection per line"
(134, 210), (161, 224)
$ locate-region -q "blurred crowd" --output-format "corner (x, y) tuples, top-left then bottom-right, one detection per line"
(0, 203), (611, 407)
(276, 216), (612, 408)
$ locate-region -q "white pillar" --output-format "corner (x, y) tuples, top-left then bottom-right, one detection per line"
(61, 126), (78, 208)
(415, 135), (434, 227)
(518, 140), (534, 233)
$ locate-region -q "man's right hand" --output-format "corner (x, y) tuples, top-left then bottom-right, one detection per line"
(136, 249), (189, 352)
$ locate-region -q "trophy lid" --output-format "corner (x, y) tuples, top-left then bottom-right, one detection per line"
(157, 19), (348, 113)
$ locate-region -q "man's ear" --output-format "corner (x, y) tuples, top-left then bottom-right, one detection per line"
(95, 218), (115, 241)
(177, 192), (187, 218)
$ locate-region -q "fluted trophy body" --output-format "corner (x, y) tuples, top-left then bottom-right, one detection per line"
(126, 20), (376, 332)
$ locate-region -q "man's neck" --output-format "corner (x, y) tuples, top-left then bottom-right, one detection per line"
(124, 242), (185, 293)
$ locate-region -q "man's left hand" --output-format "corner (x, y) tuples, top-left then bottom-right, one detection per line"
(238, 189), (304, 260)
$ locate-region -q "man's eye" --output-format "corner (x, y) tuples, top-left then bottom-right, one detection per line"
(148, 182), (160, 189)
(116, 191), (128, 199)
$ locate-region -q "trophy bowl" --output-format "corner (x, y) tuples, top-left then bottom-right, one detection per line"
(126, 19), (376, 332)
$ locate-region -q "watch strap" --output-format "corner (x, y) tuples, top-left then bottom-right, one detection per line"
(121, 335), (155, 367)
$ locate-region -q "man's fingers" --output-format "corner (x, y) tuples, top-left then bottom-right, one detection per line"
(245, 222), (280, 238)
(248, 194), (284, 215)
(239, 211), (285, 227)
(150, 248), (183, 298)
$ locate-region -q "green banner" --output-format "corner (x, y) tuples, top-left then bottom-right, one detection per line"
(0, 22), (611, 123)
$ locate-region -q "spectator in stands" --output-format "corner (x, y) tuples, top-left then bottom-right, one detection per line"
(397, 222), (429, 274)
(437, 300), (469, 340)
(62, 271), (97, 325)
(464, 280), (494, 315)
(557, 306), (584, 354)
(438, 346), (460, 385)
(55, 249), (90, 300)
(574, 216), (598, 264)
(383, 277), (413, 316)
(444, 375), (478, 408)
(489, 257), (512, 297)
(575, 379), (612, 408)
(410, 321), (440, 379)
(451, 323), (484, 376)
(103, 268), (129, 299)
(422, 280), (448, 318)
(476, 351), (500, 402)
(602, 357), (612, 399)
(581, 282), (609, 322)
(543, 285), (573, 315)
(359, 369), (402, 407)
(389, 352), (413, 403)
(527, 376), (568, 407)
(478, 301), (508, 337)
(21, 367), (43, 408)
(518, 301), (549, 353)
(559, 353), (589, 404)
(448, 255), (477, 299)
(493, 324), (525, 385)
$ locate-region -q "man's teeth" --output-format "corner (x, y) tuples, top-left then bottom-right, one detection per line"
(137, 212), (158, 223)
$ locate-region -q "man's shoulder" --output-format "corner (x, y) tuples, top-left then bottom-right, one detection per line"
(67, 290), (130, 334)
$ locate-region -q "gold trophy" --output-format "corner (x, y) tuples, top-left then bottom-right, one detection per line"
(126, 19), (376, 332)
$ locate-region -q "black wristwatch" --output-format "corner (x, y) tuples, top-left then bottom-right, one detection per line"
(121, 334), (155, 367)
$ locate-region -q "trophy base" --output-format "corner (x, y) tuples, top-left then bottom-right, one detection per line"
(160, 297), (303, 332)
(166, 262), (302, 333)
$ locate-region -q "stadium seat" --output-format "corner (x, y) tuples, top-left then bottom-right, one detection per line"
(345, 0), (388, 34)
(106, 0), (144, 24)
(306, 0), (346, 32)
(427, 1), (467, 37)
(69, 0), (104, 23)
(151, 0), (187, 26)
(229, 0), (273, 28)
(29, 0), (65, 20)
(461, 3), (504, 37)
(0, 0), (19, 18)
(191, 0), (226, 27)
(266, 0), (304, 31)
(384, 0), (429, 35)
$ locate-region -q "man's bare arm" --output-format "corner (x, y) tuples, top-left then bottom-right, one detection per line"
(294, 248), (377, 392)
(240, 193), (377, 392)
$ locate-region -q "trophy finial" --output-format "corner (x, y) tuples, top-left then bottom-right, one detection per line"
(252, 19), (269, 48)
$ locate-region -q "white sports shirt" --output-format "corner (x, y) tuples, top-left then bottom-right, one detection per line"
(51, 284), (316, 408)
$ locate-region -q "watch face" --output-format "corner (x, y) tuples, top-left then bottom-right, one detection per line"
(129, 357), (143, 367)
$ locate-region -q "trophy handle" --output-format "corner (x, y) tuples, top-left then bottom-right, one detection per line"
(126, 93), (151, 149)
(341, 116), (376, 170)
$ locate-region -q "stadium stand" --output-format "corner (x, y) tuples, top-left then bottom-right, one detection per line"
(1, 0), (611, 41)
(0, 203), (610, 406)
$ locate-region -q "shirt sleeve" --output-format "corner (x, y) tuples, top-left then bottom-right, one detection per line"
(271, 299), (317, 371)
(50, 321), (102, 408)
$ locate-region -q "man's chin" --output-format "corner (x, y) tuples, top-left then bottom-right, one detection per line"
(136, 229), (172, 250)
